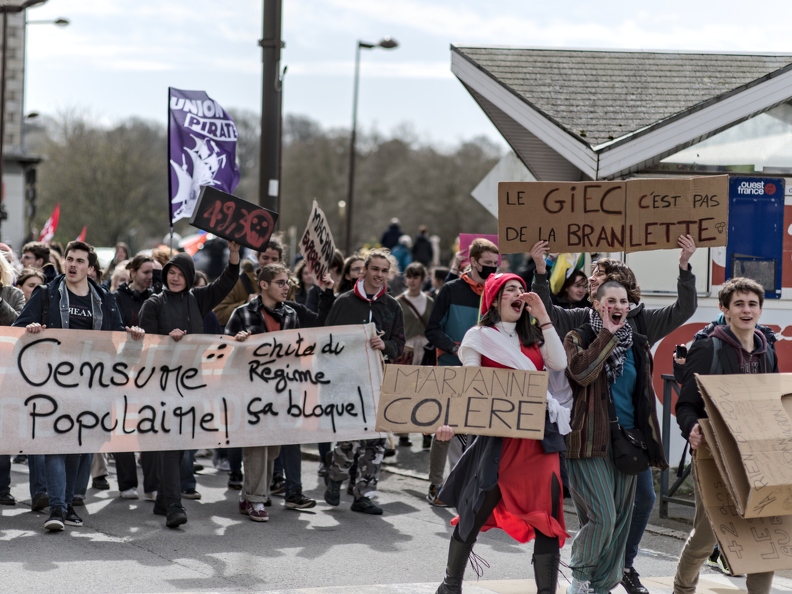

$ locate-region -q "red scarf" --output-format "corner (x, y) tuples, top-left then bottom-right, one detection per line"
(353, 277), (387, 302)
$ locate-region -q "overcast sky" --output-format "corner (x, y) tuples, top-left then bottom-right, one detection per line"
(23, 0), (792, 148)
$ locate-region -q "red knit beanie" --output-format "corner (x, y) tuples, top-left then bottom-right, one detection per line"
(480, 272), (525, 315)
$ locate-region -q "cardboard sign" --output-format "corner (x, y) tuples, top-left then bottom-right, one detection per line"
(189, 186), (279, 251)
(375, 365), (547, 439)
(696, 373), (792, 519)
(300, 200), (336, 283)
(498, 175), (728, 254)
(0, 325), (383, 454)
(694, 435), (792, 574)
(458, 233), (502, 267)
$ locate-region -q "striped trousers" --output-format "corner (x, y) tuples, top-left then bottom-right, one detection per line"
(567, 453), (637, 594)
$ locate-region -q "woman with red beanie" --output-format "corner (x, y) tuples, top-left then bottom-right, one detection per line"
(433, 272), (571, 594)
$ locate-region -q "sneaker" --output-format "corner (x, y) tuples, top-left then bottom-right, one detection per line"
(44, 506), (65, 531)
(621, 567), (649, 594)
(317, 462), (327, 477)
(248, 502), (269, 522)
(422, 434), (432, 449)
(239, 497), (250, 515)
(31, 492), (49, 512)
(181, 489), (202, 500)
(228, 472), (243, 490)
(120, 488), (139, 500)
(383, 448), (396, 458)
(270, 476), (286, 495)
(351, 496), (383, 515)
(285, 491), (317, 510)
(143, 491), (157, 501)
(426, 484), (449, 507)
(566, 578), (594, 594)
(264, 496), (272, 507)
(165, 503), (187, 528)
(707, 549), (740, 576)
(398, 436), (412, 447)
(0, 491), (15, 505)
(214, 458), (231, 472)
(324, 478), (342, 506)
(64, 505), (83, 527)
(193, 464), (204, 473)
(92, 476), (110, 490)
(71, 494), (85, 507)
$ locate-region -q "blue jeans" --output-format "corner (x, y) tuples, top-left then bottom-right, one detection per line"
(180, 450), (196, 491)
(0, 455), (10, 494)
(74, 454), (93, 498)
(624, 467), (656, 567)
(28, 455), (47, 499)
(280, 444), (302, 496)
(45, 454), (80, 510)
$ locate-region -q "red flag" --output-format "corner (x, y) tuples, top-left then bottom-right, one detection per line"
(38, 203), (60, 244)
(76, 226), (87, 242)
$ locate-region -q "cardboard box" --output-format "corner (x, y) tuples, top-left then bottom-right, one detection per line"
(376, 365), (547, 439)
(696, 373), (792, 519)
(498, 175), (728, 254)
(693, 430), (792, 574)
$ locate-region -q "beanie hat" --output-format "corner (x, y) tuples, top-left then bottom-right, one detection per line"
(480, 272), (525, 315)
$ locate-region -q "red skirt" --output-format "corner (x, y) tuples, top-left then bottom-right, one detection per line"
(451, 437), (568, 546)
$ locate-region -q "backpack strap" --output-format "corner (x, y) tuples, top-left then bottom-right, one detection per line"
(709, 337), (723, 375)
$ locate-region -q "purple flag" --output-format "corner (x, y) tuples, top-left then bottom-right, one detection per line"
(168, 87), (241, 223)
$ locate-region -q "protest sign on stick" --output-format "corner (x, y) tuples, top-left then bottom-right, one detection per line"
(189, 186), (278, 252)
(376, 364), (547, 439)
(300, 200), (336, 283)
(498, 175), (728, 254)
(0, 324), (383, 454)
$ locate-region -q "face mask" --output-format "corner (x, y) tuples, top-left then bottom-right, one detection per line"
(478, 264), (498, 280)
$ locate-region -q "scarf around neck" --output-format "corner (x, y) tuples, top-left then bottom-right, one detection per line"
(353, 277), (387, 302)
(588, 308), (633, 384)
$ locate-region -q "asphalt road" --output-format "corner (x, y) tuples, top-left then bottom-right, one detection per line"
(2, 446), (792, 594)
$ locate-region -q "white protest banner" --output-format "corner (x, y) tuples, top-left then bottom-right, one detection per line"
(300, 200), (336, 283)
(0, 324), (383, 454)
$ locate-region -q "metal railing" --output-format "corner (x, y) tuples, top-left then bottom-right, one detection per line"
(659, 373), (694, 518)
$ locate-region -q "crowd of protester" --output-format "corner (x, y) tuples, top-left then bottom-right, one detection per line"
(0, 220), (776, 594)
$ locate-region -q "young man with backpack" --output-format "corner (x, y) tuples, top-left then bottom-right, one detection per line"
(674, 277), (777, 594)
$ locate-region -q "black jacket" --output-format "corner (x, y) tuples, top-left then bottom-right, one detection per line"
(113, 283), (153, 327)
(14, 275), (124, 331)
(676, 331), (778, 440)
(412, 234), (433, 266)
(325, 288), (405, 362)
(139, 252), (239, 336)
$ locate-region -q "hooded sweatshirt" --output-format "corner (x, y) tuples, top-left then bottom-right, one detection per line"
(710, 325), (768, 374)
(139, 252), (239, 336)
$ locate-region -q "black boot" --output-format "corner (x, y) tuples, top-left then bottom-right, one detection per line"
(435, 536), (474, 594)
(533, 552), (560, 594)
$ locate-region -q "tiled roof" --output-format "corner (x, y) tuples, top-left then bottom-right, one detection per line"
(452, 46), (792, 147)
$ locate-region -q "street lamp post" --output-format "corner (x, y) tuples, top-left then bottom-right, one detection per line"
(0, 0), (48, 238)
(344, 37), (397, 255)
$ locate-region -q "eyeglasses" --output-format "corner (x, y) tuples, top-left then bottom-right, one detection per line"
(272, 280), (289, 287)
